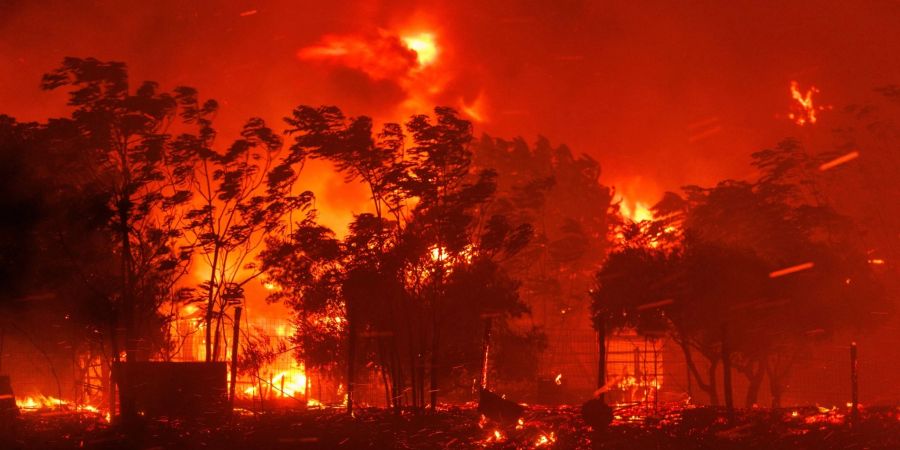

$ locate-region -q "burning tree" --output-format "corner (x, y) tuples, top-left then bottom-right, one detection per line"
(592, 139), (889, 407)
(263, 106), (534, 413)
(35, 58), (217, 418)
(177, 102), (313, 363)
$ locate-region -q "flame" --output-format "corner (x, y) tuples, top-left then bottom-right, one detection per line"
(16, 395), (68, 411)
(460, 92), (488, 122)
(619, 199), (653, 223)
(788, 80), (829, 126)
(554, 373), (563, 385)
(402, 32), (438, 68)
(298, 31), (419, 80)
(299, 27), (489, 125)
(535, 432), (557, 447)
(480, 429), (505, 445)
(16, 395), (104, 416)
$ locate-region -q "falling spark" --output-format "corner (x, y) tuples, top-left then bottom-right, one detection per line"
(687, 116), (723, 143)
(688, 125), (723, 143)
(239, 10), (258, 17)
(769, 262), (815, 278)
(819, 151), (860, 171)
(460, 92), (488, 122)
(636, 298), (675, 311)
(868, 258), (885, 265)
(554, 373), (563, 385)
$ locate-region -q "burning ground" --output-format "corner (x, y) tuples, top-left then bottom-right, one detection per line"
(7, 402), (900, 449)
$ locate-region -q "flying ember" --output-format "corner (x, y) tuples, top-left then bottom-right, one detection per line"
(787, 80), (830, 126)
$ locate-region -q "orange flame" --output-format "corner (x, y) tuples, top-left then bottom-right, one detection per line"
(619, 199), (653, 223)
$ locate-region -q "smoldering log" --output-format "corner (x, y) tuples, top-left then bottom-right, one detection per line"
(477, 389), (524, 425)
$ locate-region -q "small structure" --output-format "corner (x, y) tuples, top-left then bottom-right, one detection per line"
(113, 362), (227, 420)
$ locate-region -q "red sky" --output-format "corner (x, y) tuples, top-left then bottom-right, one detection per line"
(2, 0), (900, 230)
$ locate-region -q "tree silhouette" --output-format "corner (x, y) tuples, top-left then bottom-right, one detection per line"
(592, 139), (888, 407)
(472, 136), (614, 389)
(179, 108), (313, 362)
(269, 106), (532, 413)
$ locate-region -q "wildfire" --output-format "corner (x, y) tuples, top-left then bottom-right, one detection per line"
(788, 80), (829, 126)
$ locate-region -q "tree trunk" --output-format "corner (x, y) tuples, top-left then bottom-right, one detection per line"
(346, 299), (356, 415)
(429, 320), (439, 411)
(678, 338), (719, 405)
(706, 360), (720, 406)
(480, 316), (493, 390)
(204, 248), (220, 362)
(721, 324), (734, 416)
(743, 359), (766, 407)
(229, 307), (242, 409)
(118, 202), (138, 425)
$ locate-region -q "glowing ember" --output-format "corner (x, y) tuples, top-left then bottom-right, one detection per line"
(768, 262), (815, 278)
(554, 373), (563, 385)
(480, 429), (505, 445)
(534, 432), (556, 447)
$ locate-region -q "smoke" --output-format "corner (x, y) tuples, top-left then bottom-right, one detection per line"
(2, 0), (900, 222)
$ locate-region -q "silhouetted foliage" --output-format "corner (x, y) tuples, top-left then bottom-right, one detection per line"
(592, 139), (889, 407)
